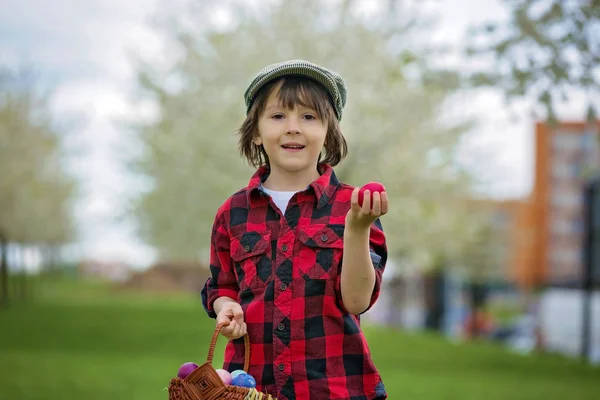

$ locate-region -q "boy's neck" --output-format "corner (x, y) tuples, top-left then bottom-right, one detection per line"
(262, 165), (321, 192)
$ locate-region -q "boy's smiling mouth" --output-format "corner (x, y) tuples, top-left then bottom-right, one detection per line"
(281, 142), (305, 151)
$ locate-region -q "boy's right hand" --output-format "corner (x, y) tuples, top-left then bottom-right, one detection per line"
(216, 301), (247, 340)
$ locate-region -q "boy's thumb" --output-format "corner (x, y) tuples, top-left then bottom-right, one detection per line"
(217, 310), (233, 325)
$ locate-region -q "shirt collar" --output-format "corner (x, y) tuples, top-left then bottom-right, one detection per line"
(246, 163), (340, 210)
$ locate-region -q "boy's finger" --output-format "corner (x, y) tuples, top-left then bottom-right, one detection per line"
(361, 190), (371, 213)
(221, 320), (236, 335)
(232, 321), (242, 338)
(381, 192), (389, 214)
(351, 187), (360, 211)
(233, 308), (244, 323)
(371, 191), (381, 215)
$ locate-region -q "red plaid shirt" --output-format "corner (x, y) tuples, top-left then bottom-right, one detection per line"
(201, 163), (388, 400)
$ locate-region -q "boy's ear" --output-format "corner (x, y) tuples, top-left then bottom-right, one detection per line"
(253, 136), (262, 146)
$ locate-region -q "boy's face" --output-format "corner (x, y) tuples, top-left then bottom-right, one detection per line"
(254, 82), (327, 175)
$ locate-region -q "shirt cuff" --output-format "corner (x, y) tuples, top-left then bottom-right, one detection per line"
(201, 280), (239, 319)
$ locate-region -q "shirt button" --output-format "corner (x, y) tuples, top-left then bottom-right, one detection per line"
(320, 234), (328, 242)
(277, 323), (285, 331)
(280, 283), (287, 291)
(278, 363), (285, 371)
(281, 244), (288, 252)
(244, 245), (250, 252)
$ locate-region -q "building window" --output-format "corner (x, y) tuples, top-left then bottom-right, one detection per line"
(551, 190), (582, 208)
(551, 161), (572, 179)
(552, 132), (582, 151)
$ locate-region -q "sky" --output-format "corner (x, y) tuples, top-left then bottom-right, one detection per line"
(1, 0), (596, 269)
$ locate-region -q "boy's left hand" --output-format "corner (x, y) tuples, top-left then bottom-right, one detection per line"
(345, 187), (389, 232)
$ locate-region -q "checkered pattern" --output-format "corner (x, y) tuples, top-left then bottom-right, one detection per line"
(201, 164), (388, 400)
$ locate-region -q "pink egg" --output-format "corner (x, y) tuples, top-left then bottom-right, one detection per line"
(215, 368), (232, 385)
(358, 182), (386, 208)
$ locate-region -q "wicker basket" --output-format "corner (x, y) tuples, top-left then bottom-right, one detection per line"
(168, 322), (277, 400)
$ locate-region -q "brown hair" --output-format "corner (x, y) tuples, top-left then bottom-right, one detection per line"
(238, 76), (348, 168)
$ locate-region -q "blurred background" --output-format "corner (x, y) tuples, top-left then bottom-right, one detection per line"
(1, 0), (600, 399)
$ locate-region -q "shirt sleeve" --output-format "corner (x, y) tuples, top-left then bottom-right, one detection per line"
(201, 210), (240, 318)
(335, 217), (388, 315)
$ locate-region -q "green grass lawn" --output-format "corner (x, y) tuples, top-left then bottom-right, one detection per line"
(1, 277), (598, 400)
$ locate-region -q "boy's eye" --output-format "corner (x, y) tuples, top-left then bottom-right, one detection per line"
(304, 114), (317, 120)
(271, 114), (284, 120)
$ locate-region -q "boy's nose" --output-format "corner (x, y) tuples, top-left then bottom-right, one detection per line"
(286, 116), (301, 134)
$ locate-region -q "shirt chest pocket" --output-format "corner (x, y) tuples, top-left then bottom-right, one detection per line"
(230, 231), (272, 290)
(297, 224), (344, 280)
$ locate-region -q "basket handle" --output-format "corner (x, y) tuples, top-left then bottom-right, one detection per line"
(206, 321), (250, 372)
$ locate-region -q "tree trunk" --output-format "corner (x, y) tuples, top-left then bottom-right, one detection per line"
(50, 245), (60, 277)
(466, 281), (488, 339)
(41, 244), (52, 272)
(18, 244), (28, 302)
(44, 244), (60, 279)
(0, 234), (9, 308)
(424, 270), (446, 332)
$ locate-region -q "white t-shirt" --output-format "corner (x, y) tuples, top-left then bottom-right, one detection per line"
(261, 186), (297, 214)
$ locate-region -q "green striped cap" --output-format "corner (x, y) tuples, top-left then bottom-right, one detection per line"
(244, 59), (347, 121)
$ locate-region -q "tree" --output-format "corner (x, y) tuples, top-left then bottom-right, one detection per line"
(130, 0), (498, 272)
(0, 67), (77, 306)
(465, 0), (599, 123)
